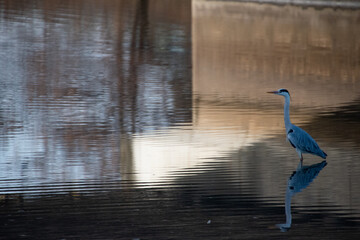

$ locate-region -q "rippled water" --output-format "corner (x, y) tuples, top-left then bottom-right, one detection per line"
(1, 0), (360, 239)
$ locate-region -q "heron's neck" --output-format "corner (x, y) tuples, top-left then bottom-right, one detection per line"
(284, 96), (291, 130)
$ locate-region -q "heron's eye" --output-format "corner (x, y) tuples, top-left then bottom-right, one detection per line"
(289, 186), (294, 190)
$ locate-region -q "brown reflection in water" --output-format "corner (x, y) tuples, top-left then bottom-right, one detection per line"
(192, 1), (360, 107)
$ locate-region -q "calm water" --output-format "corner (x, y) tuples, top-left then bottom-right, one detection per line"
(1, 0), (360, 239)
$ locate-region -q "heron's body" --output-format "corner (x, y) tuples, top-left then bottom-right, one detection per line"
(286, 124), (327, 159)
(268, 89), (327, 164)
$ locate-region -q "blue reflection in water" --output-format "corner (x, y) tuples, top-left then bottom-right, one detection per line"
(0, 0), (192, 193)
(277, 161), (327, 232)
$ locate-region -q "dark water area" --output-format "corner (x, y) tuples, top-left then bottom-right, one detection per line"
(1, 0), (360, 239)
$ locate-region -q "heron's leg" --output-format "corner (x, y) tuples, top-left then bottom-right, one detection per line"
(296, 149), (303, 168)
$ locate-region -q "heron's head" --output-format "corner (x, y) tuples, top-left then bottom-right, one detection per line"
(267, 88), (291, 98)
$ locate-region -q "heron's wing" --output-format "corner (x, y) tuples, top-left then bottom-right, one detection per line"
(287, 126), (322, 155)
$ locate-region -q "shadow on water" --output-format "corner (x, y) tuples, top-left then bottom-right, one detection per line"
(277, 161), (327, 232)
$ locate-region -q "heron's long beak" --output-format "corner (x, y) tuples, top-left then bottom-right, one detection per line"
(267, 91), (278, 94)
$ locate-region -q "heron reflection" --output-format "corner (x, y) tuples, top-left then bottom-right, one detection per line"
(277, 160), (327, 232)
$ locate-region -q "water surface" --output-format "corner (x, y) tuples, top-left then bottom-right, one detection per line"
(1, 0), (360, 239)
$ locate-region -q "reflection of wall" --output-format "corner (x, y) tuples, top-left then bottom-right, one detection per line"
(192, 0), (360, 108)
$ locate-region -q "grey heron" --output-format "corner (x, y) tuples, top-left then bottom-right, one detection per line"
(267, 89), (327, 165)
